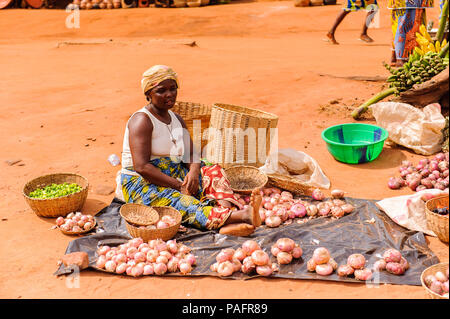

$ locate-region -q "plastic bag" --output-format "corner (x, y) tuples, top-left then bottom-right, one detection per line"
(376, 189), (449, 236)
(115, 170), (125, 202)
(258, 148), (331, 189)
(370, 102), (446, 155)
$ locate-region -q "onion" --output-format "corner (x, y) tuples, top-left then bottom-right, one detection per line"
(233, 248), (247, 261)
(56, 217), (65, 226)
(210, 262), (219, 272)
(388, 177), (402, 189)
(178, 244), (191, 255)
(318, 207), (331, 216)
(217, 261), (234, 277)
(251, 250), (270, 266)
(133, 252), (146, 263)
(216, 250), (233, 263)
(416, 185), (427, 192)
(407, 176), (421, 191)
(241, 258), (256, 274)
(354, 268), (373, 281)
(290, 203), (306, 218)
(143, 264), (154, 275)
(259, 209), (266, 223)
(156, 221), (169, 229)
(443, 281), (449, 293)
(126, 266), (133, 276)
(105, 260), (117, 272)
(386, 262), (405, 275)
(341, 204), (355, 214)
(242, 240), (260, 255)
(347, 254), (366, 270)
(167, 241), (178, 254)
(179, 262), (192, 274)
(115, 263), (128, 274)
(331, 189), (345, 199)
(276, 238), (296, 253)
(184, 253), (196, 266)
(114, 253), (127, 264)
(276, 207), (289, 222)
(438, 161), (449, 172)
(315, 264), (333, 276)
(155, 240), (168, 252)
(435, 271), (447, 283)
(331, 206), (344, 218)
(96, 255), (107, 269)
(153, 263), (167, 275)
(97, 245), (110, 256)
(265, 216), (282, 227)
(373, 259), (387, 271)
(231, 258), (242, 272)
(424, 275), (437, 286)
(129, 238), (143, 248)
(292, 246), (303, 259)
(337, 264), (354, 277)
(328, 258), (338, 271)
(277, 251), (293, 265)
(429, 161), (439, 172)
(146, 250), (159, 263)
(131, 265), (144, 277)
(421, 178), (433, 189)
(429, 281), (443, 295)
(126, 247), (137, 259)
(400, 257), (409, 271)
(156, 256), (169, 264)
(306, 205), (318, 217)
(312, 247), (330, 265)
(271, 245), (281, 257)
(332, 199), (346, 206)
(105, 250), (116, 260)
(256, 265), (273, 276)
(383, 249), (402, 263)
(307, 259), (317, 272)
(312, 188), (325, 201)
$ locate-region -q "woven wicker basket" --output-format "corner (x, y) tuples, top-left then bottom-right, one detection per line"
(119, 203), (159, 226)
(172, 101), (212, 155)
(224, 165), (268, 195)
(23, 173), (89, 218)
(267, 173), (312, 195)
(425, 195), (449, 243)
(60, 219), (97, 236)
(206, 103), (278, 169)
(125, 206), (182, 242)
(420, 262), (449, 299)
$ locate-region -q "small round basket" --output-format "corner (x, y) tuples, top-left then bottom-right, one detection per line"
(420, 262), (449, 299)
(124, 206), (182, 242)
(23, 173), (89, 218)
(224, 165), (268, 195)
(59, 219), (97, 236)
(119, 203), (159, 226)
(425, 195), (449, 243)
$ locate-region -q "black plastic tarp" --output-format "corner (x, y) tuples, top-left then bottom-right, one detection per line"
(56, 197), (440, 286)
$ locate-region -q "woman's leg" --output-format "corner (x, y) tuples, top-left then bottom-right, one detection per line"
(327, 10), (351, 45)
(360, 10), (375, 42)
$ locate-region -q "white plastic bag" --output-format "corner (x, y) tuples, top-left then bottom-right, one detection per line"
(376, 189), (448, 236)
(259, 148), (331, 189)
(370, 102), (445, 155)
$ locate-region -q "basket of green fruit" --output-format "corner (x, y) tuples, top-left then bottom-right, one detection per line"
(23, 173), (89, 218)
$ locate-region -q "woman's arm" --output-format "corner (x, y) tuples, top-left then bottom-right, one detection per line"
(128, 112), (183, 191)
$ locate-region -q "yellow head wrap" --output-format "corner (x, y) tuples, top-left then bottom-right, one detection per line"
(141, 65), (179, 95)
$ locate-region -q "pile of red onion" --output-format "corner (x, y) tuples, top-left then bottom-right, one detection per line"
(95, 237), (196, 277)
(423, 265), (449, 297)
(306, 247), (338, 276)
(270, 238), (303, 264)
(372, 248), (409, 276)
(337, 253), (373, 281)
(210, 240), (278, 277)
(388, 152), (449, 191)
(138, 214), (178, 230)
(259, 187), (355, 228)
(56, 212), (95, 233)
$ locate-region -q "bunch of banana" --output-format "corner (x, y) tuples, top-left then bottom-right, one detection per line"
(384, 51), (449, 92)
(415, 24), (448, 56)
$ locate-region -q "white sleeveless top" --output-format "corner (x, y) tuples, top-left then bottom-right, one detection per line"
(121, 107), (185, 172)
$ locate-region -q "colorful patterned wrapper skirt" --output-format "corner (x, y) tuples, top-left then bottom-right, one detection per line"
(121, 157), (241, 230)
(344, 0), (378, 11)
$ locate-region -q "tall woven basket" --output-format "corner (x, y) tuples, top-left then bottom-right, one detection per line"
(23, 173), (89, 218)
(206, 103), (278, 169)
(425, 195), (449, 243)
(172, 101), (212, 156)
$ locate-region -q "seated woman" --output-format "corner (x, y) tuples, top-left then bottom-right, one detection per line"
(120, 65), (261, 236)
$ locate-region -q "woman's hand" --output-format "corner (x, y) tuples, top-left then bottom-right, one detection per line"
(182, 168), (200, 196)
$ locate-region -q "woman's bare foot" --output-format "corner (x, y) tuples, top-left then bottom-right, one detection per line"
(250, 188), (262, 227)
(360, 34), (374, 43)
(326, 32), (339, 45)
(219, 223), (255, 237)
(395, 60), (405, 67)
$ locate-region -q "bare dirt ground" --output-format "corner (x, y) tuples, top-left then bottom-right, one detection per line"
(0, 0), (447, 299)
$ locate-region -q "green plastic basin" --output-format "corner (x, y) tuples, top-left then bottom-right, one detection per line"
(321, 123), (389, 164)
